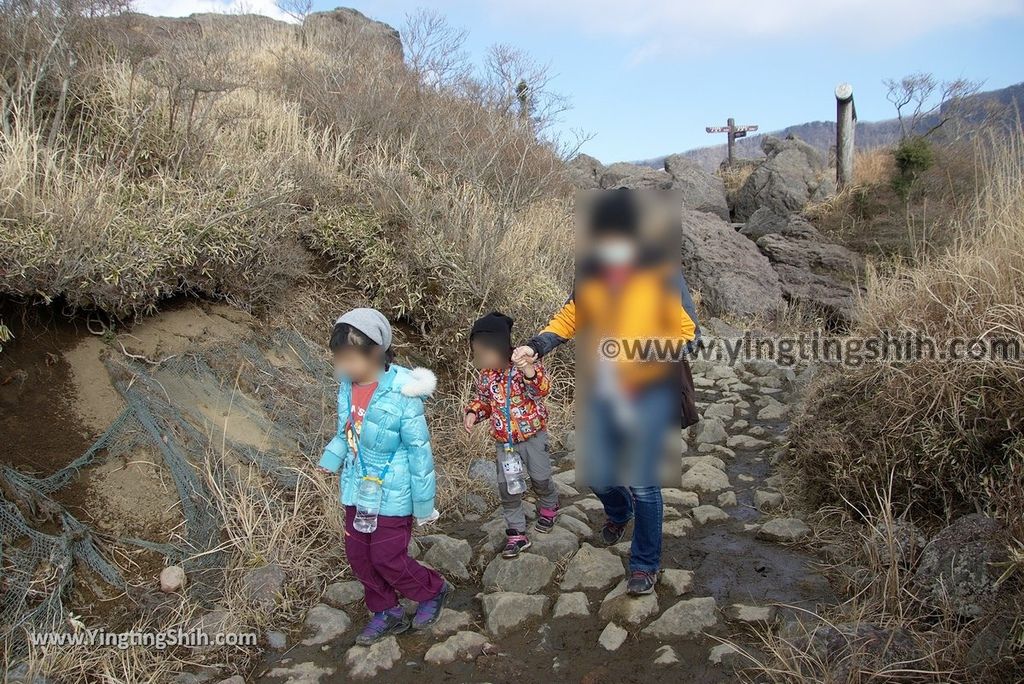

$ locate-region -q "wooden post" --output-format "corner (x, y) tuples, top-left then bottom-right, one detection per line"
(835, 83), (856, 189)
(726, 117), (736, 167)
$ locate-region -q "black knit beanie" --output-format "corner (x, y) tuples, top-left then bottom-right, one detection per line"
(469, 312), (514, 357)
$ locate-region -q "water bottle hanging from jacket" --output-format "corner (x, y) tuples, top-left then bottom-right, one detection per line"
(354, 474), (384, 533)
(347, 421), (391, 533)
(500, 369), (528, 495)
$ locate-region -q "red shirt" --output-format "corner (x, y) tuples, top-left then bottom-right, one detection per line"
(466, 365), (550, 444)
(349, 381), (378, 434)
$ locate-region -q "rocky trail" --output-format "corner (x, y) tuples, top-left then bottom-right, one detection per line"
(255, 356), (833, 683)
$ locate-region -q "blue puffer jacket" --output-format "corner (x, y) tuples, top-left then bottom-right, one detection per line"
(318, 364), (437, 519)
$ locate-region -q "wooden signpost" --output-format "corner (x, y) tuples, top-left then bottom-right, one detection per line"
(706, 118), (758, 167)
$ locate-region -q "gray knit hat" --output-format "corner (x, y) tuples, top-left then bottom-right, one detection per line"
(336, 308), (392, 350)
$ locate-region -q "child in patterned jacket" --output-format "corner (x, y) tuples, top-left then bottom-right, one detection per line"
(463, 312), (560, 558)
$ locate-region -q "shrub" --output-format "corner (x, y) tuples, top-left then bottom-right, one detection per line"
(891, 135), (934, 198)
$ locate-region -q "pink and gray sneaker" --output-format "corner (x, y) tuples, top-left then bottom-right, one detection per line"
(535, 506), (558, 534)
(501, 529), (531, 558)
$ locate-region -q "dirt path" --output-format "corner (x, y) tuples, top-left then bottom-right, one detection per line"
(255, 357), (833, 683)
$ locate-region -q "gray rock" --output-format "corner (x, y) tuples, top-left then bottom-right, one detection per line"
(913, 514), (1009, 617)
(754, 489), (784, 511)
(733, 136), (832, 221)
(187, 610), (232, 653)
(481, 592), (549, 637)
(727, 434), (770, 449)
(691, 504), (729, 525)
(600, 162), (674, 190)
(5, 664), (51, 684)
(526, 524), (580, 561)
(757, 401), (789, 421)
(683, 455), (726, 471)
(725, 603), (777, 627)
(704, 402), (735, 421)
(345, 636), (401, 678)
(552, 592), (590, 618)
(717, 491), (737, 507)
(680, 462), (730, 493)
(598, 622), (629, 651)
(662, 518), (694, 537)
(302, 604), (351, 645)
(709, 642), (745, 666)
(662, 489), (700, 508)
(599, 580), (660, 625)
(653, 644), (679, 665)
(424, 631), (490, 665)
(660, 569), (694, 596)
(680, 209), (785, 319)
(430, 608), (473, 637)
(757, 518), (811, 543)
(561, 543), (625, 591)
(643, 596), (718, 638)
(567, 154), (603, 189)
(264, 661), (334, 683)
(422, 535), (473, 581)
(217, 677), (244, 684)
(242, 563), (285, 606)
(468, 458), (498, 486)
(323, 580), (364, 607)
(555, 513), (593, 539)
(664, 154), (730, 219)
(694, 417), (728, 444)
(306, 8), (403, 60)
(265, 630), (287, 650)
(482, 554), (554, 593)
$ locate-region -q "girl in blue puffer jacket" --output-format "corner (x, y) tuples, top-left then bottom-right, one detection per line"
(317, 308), (451, 645)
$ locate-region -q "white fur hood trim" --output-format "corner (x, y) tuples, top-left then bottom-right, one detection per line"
(399, 367), (437, 398)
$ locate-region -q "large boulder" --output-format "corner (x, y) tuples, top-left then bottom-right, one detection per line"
(755, 228), (864, 325)
(740, 208), (819, 240)
(913, 514), (1009, 617)
(566, 154), (604, 189)
(664, 154), (730, 220)
(733, 136), (833, 221)
(599, 162), (674, 190)
(680, 209), (785, 319)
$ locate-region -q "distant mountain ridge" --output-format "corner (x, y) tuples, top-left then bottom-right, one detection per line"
(638, 81), (1024, 171)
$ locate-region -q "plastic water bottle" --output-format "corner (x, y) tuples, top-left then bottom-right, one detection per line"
(354, 477), (383, 533)
(500, 448), (528, 495)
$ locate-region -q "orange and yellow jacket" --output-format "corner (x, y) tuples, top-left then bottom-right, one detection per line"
(526, 263), (697, 389)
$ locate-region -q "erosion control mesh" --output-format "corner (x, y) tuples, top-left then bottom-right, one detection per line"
(0, 328), (333, 654)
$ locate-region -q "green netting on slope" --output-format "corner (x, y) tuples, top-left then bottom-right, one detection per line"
(0, 328), (334, 655)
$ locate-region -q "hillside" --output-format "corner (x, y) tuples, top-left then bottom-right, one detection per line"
(640, 81), (1024, 170)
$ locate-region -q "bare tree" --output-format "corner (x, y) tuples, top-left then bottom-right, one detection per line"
(274, 0), (312, 23)
(884, 72), (982, 139)
(403, 8), (470, 90)
(480, 43), (568, 136)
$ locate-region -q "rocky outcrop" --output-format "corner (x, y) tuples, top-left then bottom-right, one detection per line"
(733, 136), (833, 221)
(664, 154), (730, 219)
(599, 162), (674, 190)
(913, 514), (1009, 617)
(564, 155), (729, 218)
(305, 8), (403, 59)
(680, 209), (785, 318)
(755, 224), (863, 326)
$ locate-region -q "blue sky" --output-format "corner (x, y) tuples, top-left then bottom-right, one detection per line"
(143, 1), (1024, 162)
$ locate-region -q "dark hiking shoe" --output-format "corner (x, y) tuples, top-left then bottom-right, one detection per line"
(502, 530), (531, 558)
(535, 507), (558, 534)
(626, 570), (657, 595)
(600, 519), (630, 546)
(355, 605), (409, 645)
(412, 581), (451, 629)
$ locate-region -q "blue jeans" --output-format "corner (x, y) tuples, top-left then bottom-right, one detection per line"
(585, 379), (676, 573)
(592, 485), (663, 573)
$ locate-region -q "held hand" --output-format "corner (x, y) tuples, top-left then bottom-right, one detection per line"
(513, 355), (536, 377)
(512, 345), (537, 365)
(463, 412), (478, 433)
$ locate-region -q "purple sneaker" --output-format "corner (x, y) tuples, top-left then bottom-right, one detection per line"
(355, 605), (409, 645)
(412, 581), (452, 629)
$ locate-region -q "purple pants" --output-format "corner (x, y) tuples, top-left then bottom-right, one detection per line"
(343, 506), (444, 612)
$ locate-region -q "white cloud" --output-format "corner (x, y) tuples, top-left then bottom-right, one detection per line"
(488, 0), (1024, 61)
(134, 0), (291, 22)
